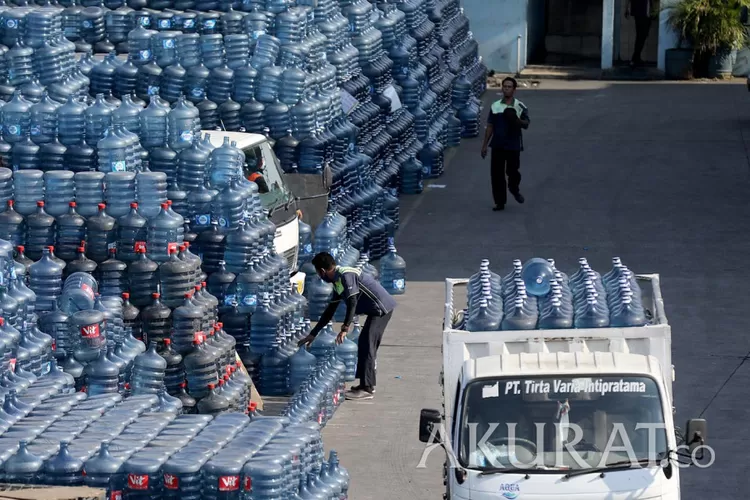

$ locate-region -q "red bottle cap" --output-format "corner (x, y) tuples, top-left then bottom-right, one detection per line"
(130, 202), (138, 208)
(98, 203), (106, 210)
(122, 292), (130, 299)
(37, 201), (44, 207)
(152, 292), (160, 299)
(69, 201), (76, 207)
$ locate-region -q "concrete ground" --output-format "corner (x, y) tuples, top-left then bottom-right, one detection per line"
(321, 80), (750, 500)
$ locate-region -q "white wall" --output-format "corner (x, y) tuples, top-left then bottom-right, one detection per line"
(462, 0), (528, 73)
(657, 0), (681, 70)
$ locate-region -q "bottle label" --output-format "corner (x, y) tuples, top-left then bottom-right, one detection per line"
(191, 87), (204, 99)
(218, 217), (228, 228)
(204, 20), (216, 29)
(393, 278), (405, 290)
(242, 294), (257, 307)
(224, 294), (237, 306)
(167, 242), (179, 254)
(180, 130), (194, 143)
(184, 19), (195, 28)
(195, 214), (211, 226)
(6, 19), (16, 28)
(139, 17), (151, 26)
(111, 160), (127, 172)
(41, 361), (51, 375)
(81, 323), (101, 339)
(7, 125), (19, 136)
(30, 125), (40, 136)
(218, 475), (240, 492)
(159, 20), (172, 29)
(110, 491), (122, 500)
(139, 50), (151, 61)
(134, 241), (147, 253)
(163, 38), (175, 48)
(148, 85), (160, 96)
(163, 473), (179, 489)
(81, 283), (94, 299)
(303, 243), (312, 254)
(82, 20), (92, 28)
(128, 473), (149, 490)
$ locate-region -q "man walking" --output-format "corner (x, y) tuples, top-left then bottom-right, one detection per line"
(626, 0), (658, 67)
(480, 77), (530, 211)
(298, 252), (397, 400)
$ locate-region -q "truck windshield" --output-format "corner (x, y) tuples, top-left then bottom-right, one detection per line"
(242, 142), (293, 212)
(458, 375), (668, 472)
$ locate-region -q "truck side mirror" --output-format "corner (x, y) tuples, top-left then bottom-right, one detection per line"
(419, 409), (441, 443)
(685, 418), (707, 455)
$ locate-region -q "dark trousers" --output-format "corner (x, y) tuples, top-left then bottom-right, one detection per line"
(490, 147), (521, 207)
(632, 16), (652, 63)
(356, 311), (393, 388)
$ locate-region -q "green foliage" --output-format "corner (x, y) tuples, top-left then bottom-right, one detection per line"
(666, 0), (750, 54)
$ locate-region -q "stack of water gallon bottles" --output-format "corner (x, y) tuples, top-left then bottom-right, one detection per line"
(461, 257), (649, 332)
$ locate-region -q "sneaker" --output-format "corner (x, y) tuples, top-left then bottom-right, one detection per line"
(350, 384), (375, 393)
(345, 389), (374, 400)
(512, 192), (525, 204)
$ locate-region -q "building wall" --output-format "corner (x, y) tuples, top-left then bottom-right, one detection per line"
(462, 0), (681, 72)
(462, 0), (528, 73)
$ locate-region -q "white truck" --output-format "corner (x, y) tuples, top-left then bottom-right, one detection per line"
(203, 131), (331, 294)
(419, 274), (708, 500)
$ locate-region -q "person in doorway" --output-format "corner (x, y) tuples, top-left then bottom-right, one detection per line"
(480, 77), (530, 211)
(625, 0), (658, 67)
(298, 252), (397, 400)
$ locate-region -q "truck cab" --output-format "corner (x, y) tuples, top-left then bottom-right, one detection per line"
(203, 130), (304, 292)
(420, 275), (708, 500)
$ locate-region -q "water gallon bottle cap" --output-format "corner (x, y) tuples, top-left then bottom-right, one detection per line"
(217, 322), (222, 328)
(37, 201), (44, 207)
(164, 338), (171, 345)
(167, 200), (172, 206)
(17, 246), (23, 252)
(0, 318), (4, 326)
(152, 292), (160, 298)
(202, 281), (208, 288)
(218, 378), (224, 386)
(161, 203), (168, 209)
(122, 292), (130, 299)
(130, 202), (138, 208)
(180, 382), (187, 388)
(48, 245), (55, 252)
(249, 402), (256, 410)
(7, 200), (13, 207)
(109, 247), (116, 254)
(208, 383), (216, 389)
(77, 246), (85, 253)
(98, 203), (106, 210)
(179, 244), (186, 252)
(69, 201), (76, 207)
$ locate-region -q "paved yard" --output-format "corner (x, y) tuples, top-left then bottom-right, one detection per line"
(323, 80), (750, 500)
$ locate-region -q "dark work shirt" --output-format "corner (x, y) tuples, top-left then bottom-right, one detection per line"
(332, 266), (397, 317)
(487, 98), (529, 151)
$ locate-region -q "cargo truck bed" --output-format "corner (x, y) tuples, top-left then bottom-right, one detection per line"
(441, 274), (672, 427)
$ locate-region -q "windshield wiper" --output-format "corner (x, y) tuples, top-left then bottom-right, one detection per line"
(564, 458), (658, 479)
(479, 465), (554, 476)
